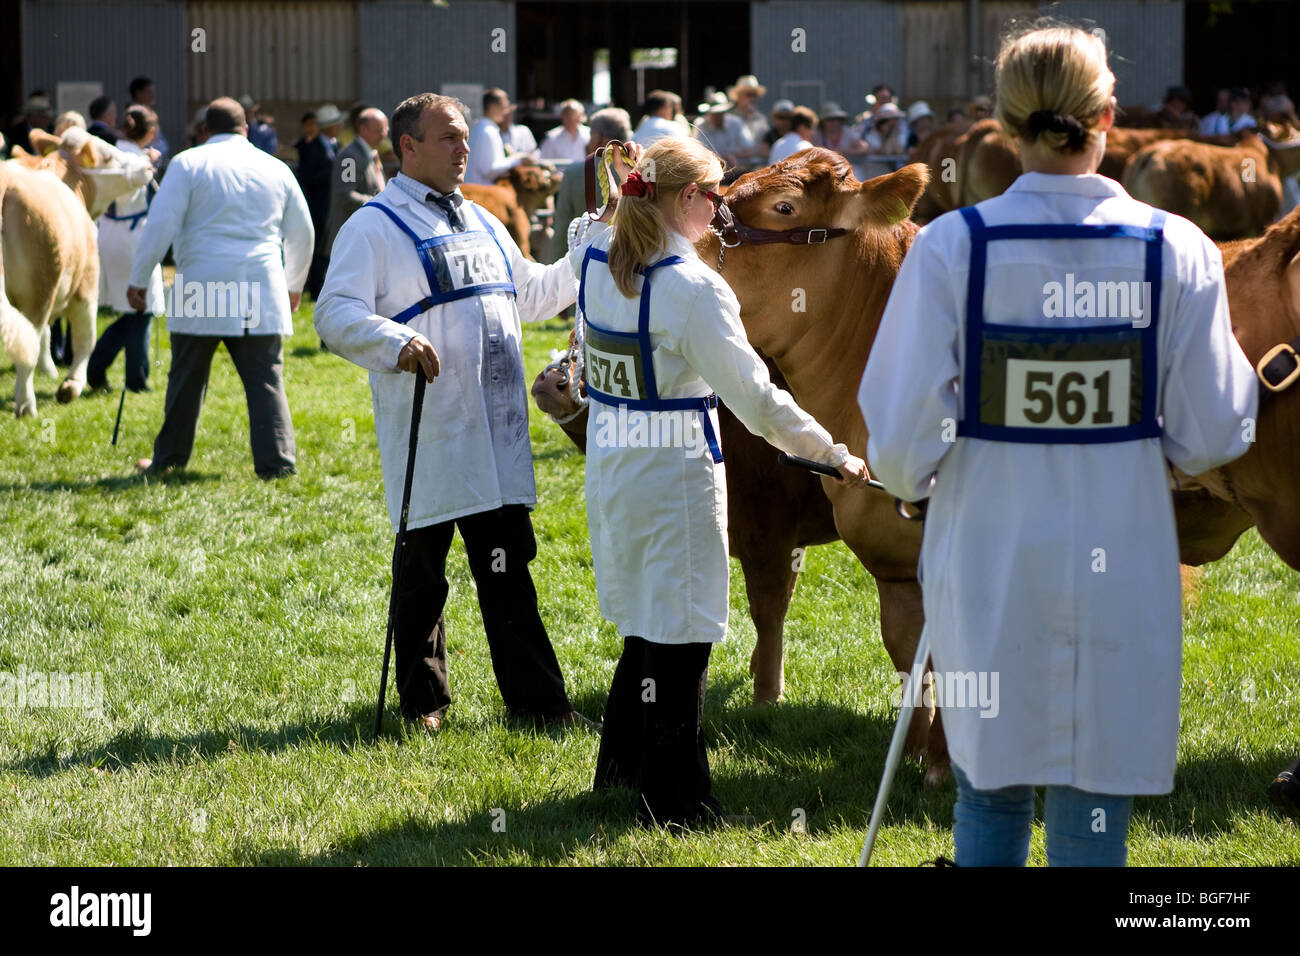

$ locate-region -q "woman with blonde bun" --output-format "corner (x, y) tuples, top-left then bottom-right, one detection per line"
(569, 137), (869, 828)
(860, 23), (1257, 865)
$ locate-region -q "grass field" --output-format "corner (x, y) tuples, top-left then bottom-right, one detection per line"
(1, 303), (1297, 866)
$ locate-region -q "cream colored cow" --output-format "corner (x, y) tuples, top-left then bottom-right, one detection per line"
(1, 128), (153, 415)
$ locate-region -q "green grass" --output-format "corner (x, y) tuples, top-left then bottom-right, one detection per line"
(0, 305), (1297, 866)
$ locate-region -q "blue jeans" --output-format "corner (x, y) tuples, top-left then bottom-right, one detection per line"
(952, 763), (1133, 866)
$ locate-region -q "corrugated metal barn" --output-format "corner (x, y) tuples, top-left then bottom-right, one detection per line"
(10, 0), (1295, 156)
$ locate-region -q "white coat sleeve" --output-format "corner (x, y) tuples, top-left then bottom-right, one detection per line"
(128, 160), (187, 289)
(676, 279), (850, 467)
(858, 228), (961, 502)
(314, 219), (412, 373)
(467, 123), (523, 184)
(1159, 235), (1258, 476)
(483, 211), (577, 323)
(280, 172), (315, 294)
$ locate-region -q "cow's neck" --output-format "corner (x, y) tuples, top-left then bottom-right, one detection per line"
(746, 227), (912, 451)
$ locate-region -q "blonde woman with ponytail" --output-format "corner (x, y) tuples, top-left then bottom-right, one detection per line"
(568, 137), (868, 828)
(860, 23), (1257, 865)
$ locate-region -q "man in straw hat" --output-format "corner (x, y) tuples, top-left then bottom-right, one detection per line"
(728, 74), (769, 144)
(693, 91), (756, 174)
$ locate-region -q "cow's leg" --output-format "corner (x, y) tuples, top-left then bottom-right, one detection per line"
(37, 325), (58, 378)
(57, 297), (96, 403)
(13, 359), (37, 418)
(876, 575), (950, 787)
(740, 541), (799, 704)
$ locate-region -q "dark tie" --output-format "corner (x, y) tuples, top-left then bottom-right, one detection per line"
(429, 192), (465, 232)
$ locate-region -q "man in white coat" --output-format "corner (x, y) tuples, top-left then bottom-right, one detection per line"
(129, 98), (314, 478)
(315, 92), (586, 732)
(466, 88), (536, 185)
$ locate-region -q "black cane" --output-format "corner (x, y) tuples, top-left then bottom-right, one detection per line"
(110, 387), (127, 446)
(776, 452), (927, 520)
(373, 373), (427, 741)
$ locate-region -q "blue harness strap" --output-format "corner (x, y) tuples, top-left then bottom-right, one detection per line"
(956, 204), (1166, 444)
(104, 179), (156, 231)
(580, 245), (724, 463)
(362, 198), (516, 325)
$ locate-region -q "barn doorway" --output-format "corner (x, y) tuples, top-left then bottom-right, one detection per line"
(514, 1), (751, 123)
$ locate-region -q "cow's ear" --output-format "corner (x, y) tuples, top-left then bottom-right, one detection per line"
(29, 129), (60, 156)
(860, 162), (930, 226)
(76, 138), (99, 167)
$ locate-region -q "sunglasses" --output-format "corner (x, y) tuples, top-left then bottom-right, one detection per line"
(698, 185), (735, 234)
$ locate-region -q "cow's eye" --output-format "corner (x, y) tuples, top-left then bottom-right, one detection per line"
(775, 201), (794, 215)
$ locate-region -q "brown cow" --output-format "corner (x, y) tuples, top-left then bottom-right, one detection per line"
(913, 120), (1252, 218)
(1122, 133), (1294, 240)
(1171, 204), (1300, 570)
(462, 164), (561, 259)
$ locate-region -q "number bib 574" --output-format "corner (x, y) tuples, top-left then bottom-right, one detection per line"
(584, 324), (647, 401)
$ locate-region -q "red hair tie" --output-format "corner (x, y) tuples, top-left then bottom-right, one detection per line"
(621, 169), (655, 198)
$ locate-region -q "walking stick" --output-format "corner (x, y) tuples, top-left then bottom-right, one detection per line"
(111, 387), (127, 446)
(857, 629), (931, 866)
(373, 373), (427, 741)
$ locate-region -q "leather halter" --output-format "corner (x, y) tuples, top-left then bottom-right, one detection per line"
(711, 212), (851, 249)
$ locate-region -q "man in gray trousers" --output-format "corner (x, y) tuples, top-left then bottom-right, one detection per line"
(128, 97), (314, 478)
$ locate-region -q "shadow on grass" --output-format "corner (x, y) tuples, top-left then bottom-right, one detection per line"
(235, 788), (638, 865)
(6, 705), (379, 777)
(0, 470), (221, 494)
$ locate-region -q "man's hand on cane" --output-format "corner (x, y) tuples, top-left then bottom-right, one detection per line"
(398, 333), (441, 382)
(126, 286), (147, 313)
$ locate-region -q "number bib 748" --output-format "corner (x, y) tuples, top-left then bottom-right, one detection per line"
(426, 232), (511, 294)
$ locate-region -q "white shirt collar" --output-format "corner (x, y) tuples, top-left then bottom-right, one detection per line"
(1004, 171), (1128, 199)
(393, 171), (462, 206)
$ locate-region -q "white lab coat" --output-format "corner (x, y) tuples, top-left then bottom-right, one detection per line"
(98, 139), (164, 314)
(466, 118), (525, 185)
(129, 133), (314, 336)
(315, 178), (578, 532)
(859, 173), (1258, 795)
(570, 224), (849, 645)
(768, 132), (813, 165)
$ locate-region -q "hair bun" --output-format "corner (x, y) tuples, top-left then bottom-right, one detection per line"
(1026, 109), (1088, 149)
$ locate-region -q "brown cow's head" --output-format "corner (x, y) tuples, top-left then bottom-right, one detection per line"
(507, 163), (562, 216)
(697, 148), (928, 376)
(12, 127), (153, 219)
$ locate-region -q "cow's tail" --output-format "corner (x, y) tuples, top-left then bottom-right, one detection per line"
(0, 173), (41, 368)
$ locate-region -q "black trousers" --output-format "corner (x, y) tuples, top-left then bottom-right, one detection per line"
(88, 311), (151, 390)
(392, 504), (571, 722)
(152, 332), (295, 476)
(594, 636), (714, 824)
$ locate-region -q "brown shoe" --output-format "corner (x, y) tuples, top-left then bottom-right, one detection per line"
(407, 712), (441, 733)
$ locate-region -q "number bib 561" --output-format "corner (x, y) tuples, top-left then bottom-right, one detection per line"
(956, 205), (1166, 444)
(982, 331), (1143, 431)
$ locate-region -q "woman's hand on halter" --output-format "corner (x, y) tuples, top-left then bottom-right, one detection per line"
(835, 453), (873, 488)
(398, 332), (441, 382)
